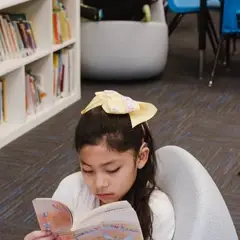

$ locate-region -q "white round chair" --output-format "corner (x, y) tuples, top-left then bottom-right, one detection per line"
(81, 1), (168, 80)
(155, 145), (239, 240)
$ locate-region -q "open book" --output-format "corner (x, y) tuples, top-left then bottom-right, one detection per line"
(32, 198), (144, 240)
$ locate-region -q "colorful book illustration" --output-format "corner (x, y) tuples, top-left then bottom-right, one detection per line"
(32, 199), (144, 240)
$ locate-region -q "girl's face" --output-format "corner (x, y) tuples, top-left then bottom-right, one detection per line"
(79, 142), (149, 204)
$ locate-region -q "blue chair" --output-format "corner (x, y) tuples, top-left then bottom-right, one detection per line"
(167, 0), (220, 37)
(167, 0), (220, 13)
(209, 0), (240, 87)
(166, 0), (221, 79)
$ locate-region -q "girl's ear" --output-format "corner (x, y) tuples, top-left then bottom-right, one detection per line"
(136, 143), (149, 169)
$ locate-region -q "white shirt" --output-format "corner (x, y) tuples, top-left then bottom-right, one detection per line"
(52, 172), (175, 240)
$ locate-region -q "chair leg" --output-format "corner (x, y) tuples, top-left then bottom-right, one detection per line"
(223, 36), (231, 68)
(207, 23), (217, 55)
(206, 11), (219, 56)
(168, 14), (184, 36)
(206, 11), (219, 46)
(209, 36), (224, 87)
(199, 49), (205, 80)
(232, 36), (237, 55)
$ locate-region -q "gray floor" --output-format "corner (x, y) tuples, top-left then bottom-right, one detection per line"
(0, 14), (240, 239)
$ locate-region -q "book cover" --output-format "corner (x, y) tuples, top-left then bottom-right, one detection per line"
(32, 198), (144, 240)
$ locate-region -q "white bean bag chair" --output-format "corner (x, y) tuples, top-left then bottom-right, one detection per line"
(156, 146), (239, 240)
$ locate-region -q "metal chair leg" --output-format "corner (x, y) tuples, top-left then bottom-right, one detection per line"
(205, 10), (220, 56)
(207, 23), (217, 55)
(168, 14), (184, 36)
(223, 37), (231, 68)
(209, 36), (224, 87)
(206, 11), (219, 46)
(232, 36), (237, 55)
(199, 49), (205, 80)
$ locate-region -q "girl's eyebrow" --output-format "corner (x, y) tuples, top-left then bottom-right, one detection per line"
(81, 160), (118, 167)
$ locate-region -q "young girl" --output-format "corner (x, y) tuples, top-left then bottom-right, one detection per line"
(24, 90), (175, 240)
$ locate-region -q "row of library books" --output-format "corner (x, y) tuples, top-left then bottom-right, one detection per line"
(0, 47), (74, 124)
(0, 13), (37, 61)
(26, 48), (74, 116)
(0, 0), (72, 62)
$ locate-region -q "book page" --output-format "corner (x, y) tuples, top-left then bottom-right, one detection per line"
(32, 198), (73, 233)
(73, 201), (143, 240)
(74, 201), (131, 226)
(74, 223), (143, 240)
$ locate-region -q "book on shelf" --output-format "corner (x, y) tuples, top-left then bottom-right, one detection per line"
(0, 78), (6, 124)
(25, 71), (46, 115)
(32, 198), (144, 240)
(52, 0), (72, 45)
(53, 47), (74, 99)
(0, 13), (37, 62)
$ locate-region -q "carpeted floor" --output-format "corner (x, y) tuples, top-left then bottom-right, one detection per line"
(0, 14), (240, 240)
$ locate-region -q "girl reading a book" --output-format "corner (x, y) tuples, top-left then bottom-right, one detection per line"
(24, 90), (175, 240)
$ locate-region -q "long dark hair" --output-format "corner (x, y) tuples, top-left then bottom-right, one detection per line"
(74, 107), (158, 240)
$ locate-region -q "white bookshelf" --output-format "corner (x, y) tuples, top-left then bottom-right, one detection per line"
(0, 0), (81, 149)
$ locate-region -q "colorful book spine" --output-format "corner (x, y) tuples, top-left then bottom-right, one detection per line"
(53, 47), (74, 99)
(52, 0), (72, 44)
(25, 71), (46, 115)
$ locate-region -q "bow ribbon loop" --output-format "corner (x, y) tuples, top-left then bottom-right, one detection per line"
(81, 90), (157, 128)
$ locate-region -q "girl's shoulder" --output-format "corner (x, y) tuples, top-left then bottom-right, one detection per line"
(149, 189), (173, 209)
(149, 188), (174, 219)
(149, 189), (175, 239)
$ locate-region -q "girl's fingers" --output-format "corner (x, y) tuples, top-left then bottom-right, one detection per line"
(24, 230), (53, 240)
(52, 232), (60, 239)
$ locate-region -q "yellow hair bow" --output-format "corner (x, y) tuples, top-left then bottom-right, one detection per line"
(81, 90), (157, 128)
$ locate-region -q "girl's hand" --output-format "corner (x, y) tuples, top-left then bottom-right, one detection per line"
(24, 231), (61, 240)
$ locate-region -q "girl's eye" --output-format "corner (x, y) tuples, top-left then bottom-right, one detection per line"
(107, 167), (120, 174)
(82, 169), (93, 174)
